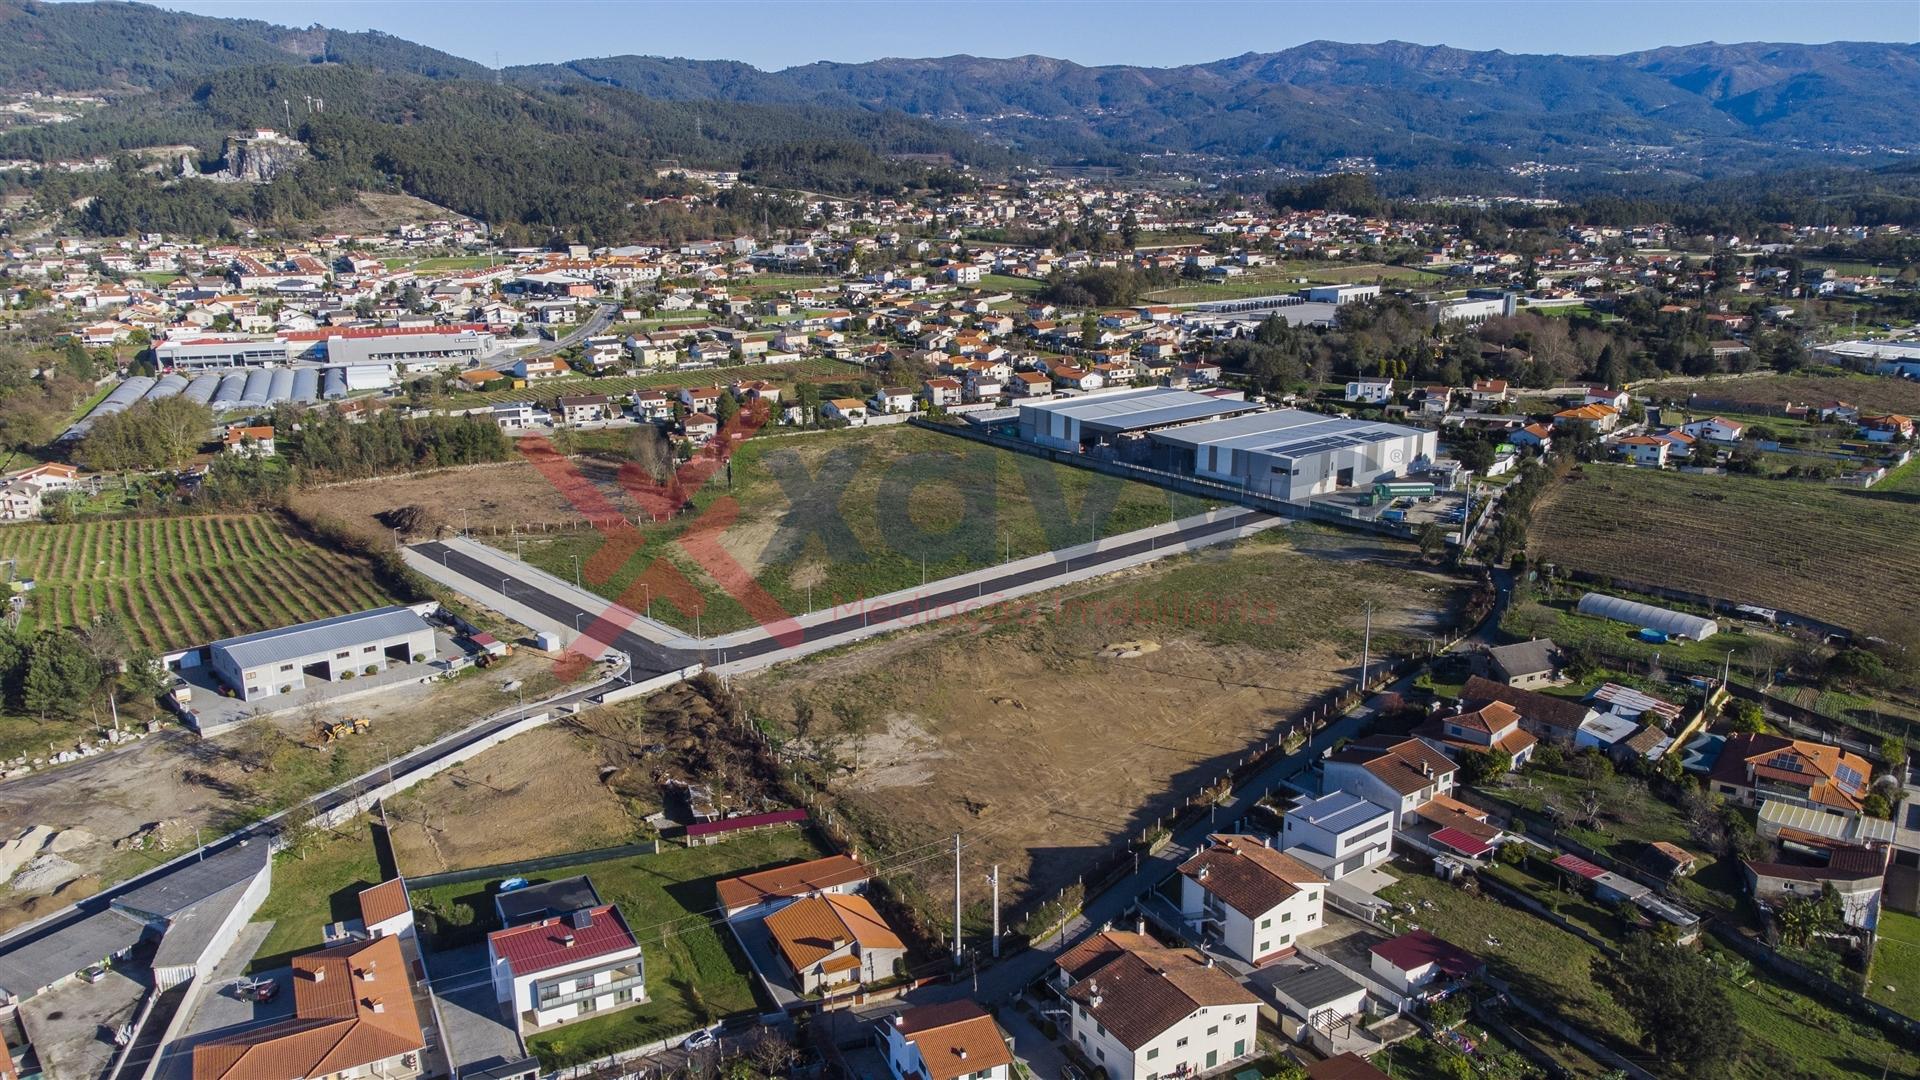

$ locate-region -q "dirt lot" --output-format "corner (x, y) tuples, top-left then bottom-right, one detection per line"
(289, 458), (651, 546)
(741, 525), (1473, 932)
(385, 725), (639, 875)
(0, 651), (574, 932)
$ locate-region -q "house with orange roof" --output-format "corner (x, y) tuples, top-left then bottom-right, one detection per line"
(762, 892), (905, 994)
(879, 1000), (1015, 1080)
(1615, 434), (1669, 467)
(1177, 834), (1325, 964)
(1052, 930), (1259, 1080)
(715, 854), (872, 918)
(1709, 733), (1873, 816)
(1551, 402), (1618, 433)
(192, 934), (425, 1080)
(1416, 700), (1537, 769)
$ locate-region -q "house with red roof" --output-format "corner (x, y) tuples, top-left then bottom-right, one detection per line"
(487, 905), (645, 1035)
(879, 1000), (1015, 1080)
(1368, 929), (1482, 998)
(1321, 736), (1459, 825)
(193, 934), (425, 1080)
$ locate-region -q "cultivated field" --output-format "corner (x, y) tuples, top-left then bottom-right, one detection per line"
(1635, 371), (1920, 417)
(1141, 261), (1448, 303)
(502, 424), (1221, 634)
(743, 526), (1471, 936)
(0, 514), (396, 651)
(1530, 466), (1918, 637)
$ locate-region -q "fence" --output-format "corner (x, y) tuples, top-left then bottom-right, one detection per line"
(407, 839), (665, 892)
(1711, 921), (1920, 1043)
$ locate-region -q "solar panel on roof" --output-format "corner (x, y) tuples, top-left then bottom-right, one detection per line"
(1764, 753), (1805, 773)
(1834, 764), (1865, 795)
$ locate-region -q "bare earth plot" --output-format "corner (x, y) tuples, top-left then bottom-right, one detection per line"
(0, 651), (566, 933)
(1530, 465), (1918, 637)
(741, 526), (1470, 932)
(1636, 372), (1920, 416)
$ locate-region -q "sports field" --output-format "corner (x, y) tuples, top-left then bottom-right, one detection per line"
(0, 514), (397, 650)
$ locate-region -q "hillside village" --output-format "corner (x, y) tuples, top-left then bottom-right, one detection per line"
(0, 151), (1916, 1080)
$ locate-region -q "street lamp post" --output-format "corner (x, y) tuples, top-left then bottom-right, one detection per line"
(571, 554), (581, 588)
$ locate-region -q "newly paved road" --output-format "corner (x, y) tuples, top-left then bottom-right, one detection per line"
(411, 509), (1272, 678)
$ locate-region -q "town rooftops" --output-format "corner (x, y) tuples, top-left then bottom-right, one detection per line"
(762, 892), (902, 972)
(192, 934), (423, 1080)
(715, 854), (869, 912)
(1460, 675), (1593, 739)
(1369, 929), (1480, 977)
(1059, 935), (1257, 1050)
(1711, 732), (1872, 812)
(209, 605), (432, 671)
(1590, 682), (1685, 724)
(1178, 834), (1324, 916)
(1263, 962), (1364, 1011)
(890, 1000), (1014, 1080)
(487, 905), (637, 976)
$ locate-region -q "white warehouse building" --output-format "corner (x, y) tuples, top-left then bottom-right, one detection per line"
(1148, 409), (1436, 502)
(207, 604), (437, 701)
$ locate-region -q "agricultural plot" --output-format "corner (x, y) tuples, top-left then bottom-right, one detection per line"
(1530, 466), (1918, 638)
(0, 514), (396, 651)
(1141, 262), (1447, 303)
(450, 357), (853, 407)
(502, 423), (1221, 634)
(1637, 372), (1920, 418)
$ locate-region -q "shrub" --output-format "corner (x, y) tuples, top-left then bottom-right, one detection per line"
(364, 664), (380, 676)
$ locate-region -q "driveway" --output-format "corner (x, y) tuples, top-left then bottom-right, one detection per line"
(424, 943), (524, 1074)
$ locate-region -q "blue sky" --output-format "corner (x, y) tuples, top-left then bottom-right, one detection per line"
(145, 0), (1919, 69)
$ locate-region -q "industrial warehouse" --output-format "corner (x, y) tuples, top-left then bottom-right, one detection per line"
(1012, 387), (1436, 503)
(204, 604), (439, 702)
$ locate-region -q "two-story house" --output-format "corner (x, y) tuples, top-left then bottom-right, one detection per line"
(1708, 733), (1872, 816)
(488, 905), (646, 1035)
(716, 854), (872, 918)
(1177, 834), (1326, 965)
(1415, 700), (1537, 770)
(1345, 378), (1394, 405)
(555, 394), (614, 425)
(1321, 736), (1459, 826)
(1280, 791), (1395, 881)
(879, 1000), (1015, 1080)
(763, 892), (906, 994)
(193, 934), (425, 1080)
(1054, 931), (1259, 1080)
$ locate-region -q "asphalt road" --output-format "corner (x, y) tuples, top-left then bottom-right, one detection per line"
(411, 509), (1270, 677)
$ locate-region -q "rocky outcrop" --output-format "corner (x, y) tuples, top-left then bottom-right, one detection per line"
(215, 130), (307, 183)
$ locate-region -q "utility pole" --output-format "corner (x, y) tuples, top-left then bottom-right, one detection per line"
(1360, 602), (1373, 691)
(989, 864), (1001, 958)
(952, 833), (963, 967)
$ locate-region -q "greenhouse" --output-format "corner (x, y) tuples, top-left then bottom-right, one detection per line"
(1576, 592), (1718, 640)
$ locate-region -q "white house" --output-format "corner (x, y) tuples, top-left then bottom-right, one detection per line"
(1345, 378), (1394, 405)
(870, 387), (916, 415)
(1055, 931), (1260, 1080)
(1616, 435), (1669, 467)
(356, 878), (416, 944)
(492, 401), (538, 430)
(1177, 834), (1325, 965)
(879, 1000), (1014, 1080)
(1682, 416), (1745, 443)
(763, 892), (906, 994)
(823, 398), (870, 425)
(1367, 930), (1483, 998)
(488, 905), (646, 1035)
(1280, 791), (1395, 880)
(1321, 736), (1458, 826)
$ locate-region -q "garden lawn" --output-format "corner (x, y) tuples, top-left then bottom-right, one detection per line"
(1868, 909), (1920, 1020)
(249, 822), (386, 972)
(411, 827), (828, 1069)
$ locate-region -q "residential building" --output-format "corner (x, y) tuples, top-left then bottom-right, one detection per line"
(221, 425), (276, 456)
(1744, 847), (1888, 930)
(823, 398), (870, 425)
(871, 387), (916, 414)
(1176, 834), (1326, 965)
(1479, 639), (1561, 689)
(1466, 379), (1511, 406)
(1322, 736), (1459, 825)
(1509, 423), (1553, 452)
(1457, 675), (1595, 746)
(357, 879), (415, 943)
(1367, 930), (1483, 998)
(1053, 931), (1259, 1080)
(879, 1000), (1014, 1080)
(716, 854), (872, 918)
(488, 905), (646, 1035)
(1681, 416), (1745, 443)
(1279, 791), (1395, 880)
(556, 394), (614, 425)
(762, 892), (905, 994)
(1552, 403), (1619, 433)
(1345, 378), (1394, 404)
(1709, 733), (1873, 816)
(1416, 700), (1537, 769)
(192, 935), (425, 1080)
(1616, 435), (1670, 467)
(492, 401), (538, 430)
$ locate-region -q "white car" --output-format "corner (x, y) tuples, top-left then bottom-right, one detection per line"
(682, 1029), (717, 1051)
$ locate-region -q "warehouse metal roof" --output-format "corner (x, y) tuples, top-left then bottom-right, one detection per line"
(1019, 387), (1257, 432)
(1149, 409), (1421, 458)
(210, 605), (432, 669)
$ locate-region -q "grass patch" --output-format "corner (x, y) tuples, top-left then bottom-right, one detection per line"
(249, 821), (385, 973)
(448, 358), (852, 407)
(980, 273), (1043, 295)
(504, 424), (1223, 634)
(1531, 466), (1920, 638)
(1868, 909), (1920, 1019)
(412, 828), (827, 1069)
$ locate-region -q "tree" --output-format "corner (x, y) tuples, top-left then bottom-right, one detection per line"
(1460, 747), (1513, 785)
(1862, 791), (1892, 819)
(1722, 698), (1768, 734)
(1595, 934), (1742, 1076)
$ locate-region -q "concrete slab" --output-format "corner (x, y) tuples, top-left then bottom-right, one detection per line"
(726, 913), (802, 1009)
(19, 960), (150, 1080)
(425, 943), (523, 1075)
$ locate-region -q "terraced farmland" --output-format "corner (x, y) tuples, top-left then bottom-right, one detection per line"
(1530, 465), (1918, 637)
(0, 515), (397, 651)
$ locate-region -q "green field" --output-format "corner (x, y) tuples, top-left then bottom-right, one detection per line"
(382, 255), (498, 272)
(249, 823), (386, 972)
(502, 424), (1220, 634)
(980, 273), (1044, 295)
(1381, 869), (1920, 1079)
(0, 514), (397, 651)
(411, 828), (826, 1068)
(1868, 909), (1920, 1019)
(451, 358), (855, 407)
(1141, 262), (1447, 303)
(1531, 466), (1919, 638)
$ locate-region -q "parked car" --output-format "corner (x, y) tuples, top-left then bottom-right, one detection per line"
(682, 1029), (718, 1051)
